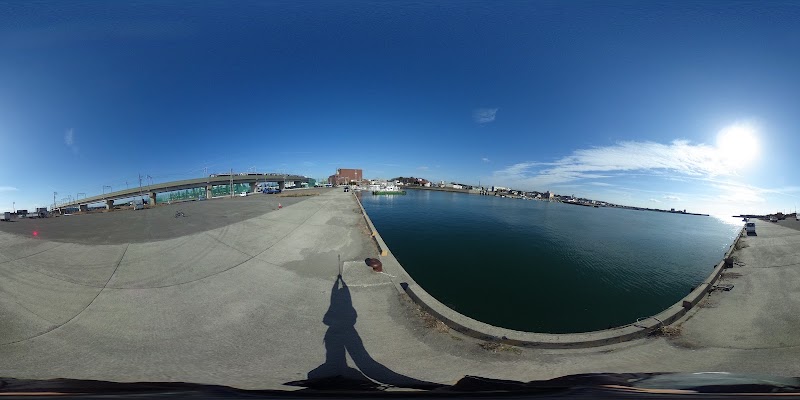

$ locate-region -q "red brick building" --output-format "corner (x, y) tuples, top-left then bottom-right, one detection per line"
(328, 168), (362, 186)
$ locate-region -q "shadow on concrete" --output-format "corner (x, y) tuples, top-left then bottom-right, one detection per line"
(286, 275), (442, 391)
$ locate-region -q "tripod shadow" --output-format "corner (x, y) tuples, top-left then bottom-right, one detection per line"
(286, 275), (441, 391)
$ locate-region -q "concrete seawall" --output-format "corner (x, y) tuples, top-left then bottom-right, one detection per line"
(354, 191), (743, 348)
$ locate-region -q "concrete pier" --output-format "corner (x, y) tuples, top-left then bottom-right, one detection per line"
(2, 192), (800, 389)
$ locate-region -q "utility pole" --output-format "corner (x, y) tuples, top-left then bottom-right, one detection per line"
(53, 192), (57, 211)
(138, 173), (144, 201)
(230, 168), (233, 197)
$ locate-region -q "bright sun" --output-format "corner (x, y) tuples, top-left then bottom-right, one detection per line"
(716, 123), (760, 167)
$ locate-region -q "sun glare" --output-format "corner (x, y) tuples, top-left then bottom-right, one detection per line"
(716, 123), (760, 167)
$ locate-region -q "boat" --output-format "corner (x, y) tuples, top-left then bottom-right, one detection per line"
(372, 190), (406, 195)
(370, 183), (405, 195)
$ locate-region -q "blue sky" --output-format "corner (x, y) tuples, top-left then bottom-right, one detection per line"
(1, 1), (799, 217)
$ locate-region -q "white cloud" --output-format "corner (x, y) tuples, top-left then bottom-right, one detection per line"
(482, 157), (490, 163)
(649, 198), (661, 203)
(473, 108), (498, 124)
(709, 182), (766, 204)
(663, 195), (681, 201)
(64, 128), (78, 154)
(762, 186), (800, 196)
(588, 182), (614, 187)
(417, 166), (429, 170)
(492, 137), (756, 190)
(0, 186), (19, 192)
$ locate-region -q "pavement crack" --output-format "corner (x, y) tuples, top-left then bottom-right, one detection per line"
(103, 200), (332, 290)
(347, 282), (394, 288)
(759, 262), (800, 269)
(107, 258), (285, 289)
(0, 242), (67, 266)
(24, 267), (106, 288)
(0, 243), (130, 347)
(203, 231), (257, 258)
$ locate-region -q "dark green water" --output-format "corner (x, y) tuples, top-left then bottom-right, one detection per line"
(360, 189), (740, 333)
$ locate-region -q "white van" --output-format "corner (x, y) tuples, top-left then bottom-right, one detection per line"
(745, 221), (756, 234)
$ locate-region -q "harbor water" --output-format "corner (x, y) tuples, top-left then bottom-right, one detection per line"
(359, 189), (740, 333)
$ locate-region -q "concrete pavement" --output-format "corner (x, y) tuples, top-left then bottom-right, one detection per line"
(677, 219), (800, 350)
(0, 190), (323, 245)
(2, 190), (800, 389)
